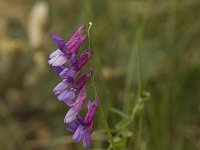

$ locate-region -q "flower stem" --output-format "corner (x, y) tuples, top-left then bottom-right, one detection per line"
(135, 25), (146, 150)
(87, 22), (93, 50)
(88, 22), (116, 149)
(91, 76), (116, 150)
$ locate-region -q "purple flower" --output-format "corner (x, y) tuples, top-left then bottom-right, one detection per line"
(57, 89), (76, 105)
(65, 24), (86, 48)
(63, 24), (87, 55)
(53, 80), (76, 105)
(52, 33), (65, 51)
(67, 99), (99, 148)
(49, 24), (87, 67)
(53, 24), (86, 54)
(52, 70), (92, 105)
(59, 68), (76, 80)
(75, 71), (92, 90)
(64, 34), (88, 55)
(64, 87), (86, 123)
(84, 99), (99, 124)
(58, 50), (93, 81)
(74, 50), (93, 71)
(72, 122), (94, 148)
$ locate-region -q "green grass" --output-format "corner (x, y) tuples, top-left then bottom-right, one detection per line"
(0, 0), (200, 149)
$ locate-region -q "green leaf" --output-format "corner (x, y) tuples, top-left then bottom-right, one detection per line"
(142, 91), (151, 101)
(113, 136), (126, 148)
(120, 130), (133, 138)
(116, 117), (132, 130)
(110, 107), (128, 118)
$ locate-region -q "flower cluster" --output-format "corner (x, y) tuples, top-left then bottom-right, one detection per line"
(48, 24), (99, 148)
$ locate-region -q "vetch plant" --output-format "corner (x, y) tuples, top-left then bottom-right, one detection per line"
(47, 23), (141, 150)
(48, 23), (100, 148)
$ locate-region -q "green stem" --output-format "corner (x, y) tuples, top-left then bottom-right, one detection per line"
(99, 103), (116, 150)
(88, 22), (116, 149)
(130, 1), (154, 148)
(136, 27), (143, 150)
(91, 76), (116, 150)
(137, 111), (143, 150)
(136, 29), (142, 99)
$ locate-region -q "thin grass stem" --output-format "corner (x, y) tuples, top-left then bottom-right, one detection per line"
(91, 75), (116, 150)
(88, 22), (116, 150)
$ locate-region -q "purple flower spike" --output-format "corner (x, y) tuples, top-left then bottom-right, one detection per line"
(75, 71), (92, 90)
(52, 34), (65, 51)
(75, 50), (93, 71)
(64, 87), (86, 123)
(49, 24), (98, 149)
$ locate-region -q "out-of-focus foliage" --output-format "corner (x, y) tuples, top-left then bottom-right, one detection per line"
(0, 0), (200, 149)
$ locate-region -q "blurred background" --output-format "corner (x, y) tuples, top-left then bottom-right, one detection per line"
(0, 0), (200, 149)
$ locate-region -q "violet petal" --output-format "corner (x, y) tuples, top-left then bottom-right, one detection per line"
(83, 133), (91, 149)
(65, 34), (88, 55)
(66, 121), (79, 132)
(76, 50), (93, 71)
(87, 100), (92, 109)
(59, 68), (76, 79)
(53, 80), (68, 95)
(76, 115), (90, 127)
(49, 49), (63, 59)
(70, 53), (77, 65)
(57, 90), (73, 101)
(75, 71), (92, 90)
(48, 54), (67, 66)
(72, 126), (84, 142)
(52, 66), (63, 75)
(52, 34), (65, 51)
(63, 90), (76, 106)
(84, 99), (99, 124)
(73, 87), (86, 110)
(64, 108), (78, 123)
(66, 24), (86, 46)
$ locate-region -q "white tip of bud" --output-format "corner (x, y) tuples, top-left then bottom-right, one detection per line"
(89, 22), (93, 26)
